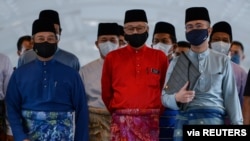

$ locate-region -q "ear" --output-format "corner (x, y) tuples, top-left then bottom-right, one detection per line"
(30, 38), (34, 46)
(208, 27), (213, 35)
(17, 51), (21, 56)
(146, 25), (149, 32)
(172, 44), (177, 52)
(95, 41), (99, 49)
(242, 54), (245, 60)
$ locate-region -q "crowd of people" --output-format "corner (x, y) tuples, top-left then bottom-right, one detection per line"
(0, 6), (249, 141)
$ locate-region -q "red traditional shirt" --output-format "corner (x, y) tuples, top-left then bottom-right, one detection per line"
(102, 45), (169, 113)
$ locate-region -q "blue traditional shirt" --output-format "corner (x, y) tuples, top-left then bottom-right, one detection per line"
(6, 59), (88, 141)
(161, 48), (243, 125)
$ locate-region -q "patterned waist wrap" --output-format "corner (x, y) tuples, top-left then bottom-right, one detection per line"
(22, 110), (73, 141)
(111, 109), (160, 141)
(88, 106), (111, 141)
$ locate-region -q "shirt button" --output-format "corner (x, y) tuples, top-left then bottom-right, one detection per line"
(44, 71), (47, 73)
(44, 85), (47, 88)
(44, 78), (47, 81)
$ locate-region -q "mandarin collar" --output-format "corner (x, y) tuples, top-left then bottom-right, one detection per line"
(35, 58), (56, 66)
(126, 44), (148, 53)
(188, 48), (210, 60)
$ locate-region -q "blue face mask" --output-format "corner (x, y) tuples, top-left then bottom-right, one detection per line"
(185, 29), (208, 46)
(231, 54), (240, 64)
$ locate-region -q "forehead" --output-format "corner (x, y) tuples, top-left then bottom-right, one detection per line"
(231, 44), (242, 51)
(98, 35), (118, 40)
(124, 21), (147, 27)
(185, 20), (209, 26)
(153, 33), (171, 39)
(211, 32), (230, 39)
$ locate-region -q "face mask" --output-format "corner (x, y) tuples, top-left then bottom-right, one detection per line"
(230, 54), (240, 64)
(99, 41), (119, 57)
(124, 31), (148, 48)
(210, 41), (231, 55)
(152, 42), (172, 55)
(33, 42), (57, 58)
(186, 29), (208, 46)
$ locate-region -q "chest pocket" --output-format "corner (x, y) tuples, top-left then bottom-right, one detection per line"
(197, 73), (223, 92)
(147, 67), (161, 87)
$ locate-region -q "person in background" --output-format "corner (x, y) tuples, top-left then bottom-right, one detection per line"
(229, 41), (245, 65)
(16, 35), (33, 68)
(118, 24), (127, 48)
(16, 35), (32, 56)
(152, 21), (177, 62)
(174, 41), (191, 57)
(102, 9), (169, 141)
(151, 21), (177, 141)
(210, 21), (247, 108)
(0, 53), (13, 141)
(243, 69), (250, 124)
(6, 19), (88, 141)
(79, 22), (119, 141)
(18, 9), (80, 71)
(161, 7), (243, 141)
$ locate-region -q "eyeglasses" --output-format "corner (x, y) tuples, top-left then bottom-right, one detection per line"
(124, 26), (147, 34)
(34, 36), (57, 43)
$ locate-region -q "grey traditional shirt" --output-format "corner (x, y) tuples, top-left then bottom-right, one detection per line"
(161, 48), (243, 124)
(79, 58), (106, 109)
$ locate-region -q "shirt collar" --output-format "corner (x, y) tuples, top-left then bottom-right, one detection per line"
(188, 48), (210, 60)
(127, 44), (148, 53)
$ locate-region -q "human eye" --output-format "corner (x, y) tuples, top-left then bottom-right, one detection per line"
(186, 25), (193, 30)
(36, 37), (45, 42)
(47, 37), (56, 43)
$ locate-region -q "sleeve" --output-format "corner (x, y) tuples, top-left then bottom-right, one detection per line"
(73, 56), (80, 71)
(223, 59), (243, 124)
(6, 72), (28, 140)
(238, 68), (248, 107)
(73, 73), (89, 141)
(2, 55), (13, 99)
(161, 58), (180, 110)
(160, 54), (169, 89)
(101, 55), (113, 113)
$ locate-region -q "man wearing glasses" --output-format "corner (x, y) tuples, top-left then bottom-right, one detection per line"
(161, 7), (243, 141)
(101, 9), (169, 140)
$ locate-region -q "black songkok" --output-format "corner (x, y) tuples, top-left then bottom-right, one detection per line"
(124, 9), (147, 24)
(39, 9), (60, 26)
(97, 23), (119, 37)
(210, 21), (232, 42)
(185, 7), (210, 23)
(153, 22), (176, 39)
(32, 19), (56, 35)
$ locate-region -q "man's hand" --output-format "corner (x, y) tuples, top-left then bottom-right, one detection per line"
(175, 81), (195, 103)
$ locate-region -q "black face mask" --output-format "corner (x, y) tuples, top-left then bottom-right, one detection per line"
(124, 31), (148, 48)
(33, 42), (57, 58)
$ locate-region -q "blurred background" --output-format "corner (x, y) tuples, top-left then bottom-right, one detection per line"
(0, 0), (249, 71)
